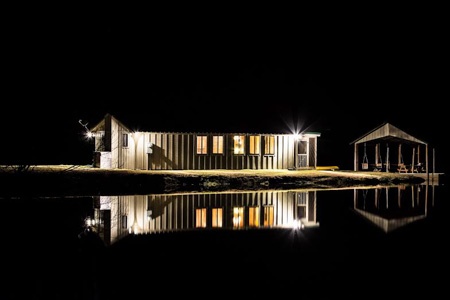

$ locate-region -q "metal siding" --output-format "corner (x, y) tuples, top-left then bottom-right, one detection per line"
(157, 134), (163, 170)
(173, 134), (179, 169)
(189, 135), (195, 170)
(137, 134), (144, 170)
(224, 135), (230, 169)
(284, 136), (290, 169)
(176, 135), (181, 169)
(280, 135), (286, 169)
(149, 134), (155, 170)
(166, 134), (172, 170)
(110, 119), (117, 168)
(161, 134), (168, 170)
(353, 123), (427, 145)
(144, 134), (149, 170)
(104, 128), (315, 171)
(182, 135), (188, 170)
(153, 134), (159, 169)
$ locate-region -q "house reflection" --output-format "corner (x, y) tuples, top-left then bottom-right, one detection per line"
(91, 190), (319, 246)
(352, 184), (434, 233)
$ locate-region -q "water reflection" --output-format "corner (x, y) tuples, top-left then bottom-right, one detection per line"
(2, 183), (446, 299)
(86, 183), (438, 246)
(353, 184), (433, 233)
(88, 190), (319, 246)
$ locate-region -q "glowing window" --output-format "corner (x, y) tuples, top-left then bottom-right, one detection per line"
(195, 208), (207, 228)
(212, 208), (223, 228)
(248, 206), (260, 227)
(264, 136), (275, 155)
(212, 135), (224, 154)
(233, 135), (245, 155)
(249, 135), (261, 155)
(196, 136), (208, 154)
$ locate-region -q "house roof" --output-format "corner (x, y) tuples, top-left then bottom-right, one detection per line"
(91, 113), (321, 137)
(90, 113), (132, 133)
(350, 122), (427, 145)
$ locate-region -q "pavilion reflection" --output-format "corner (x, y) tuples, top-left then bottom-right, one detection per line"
(90, 190), (319, 246)
(352, 183), (435, 233)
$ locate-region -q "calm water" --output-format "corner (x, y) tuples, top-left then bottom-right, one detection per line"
(1, 183), (447, 300)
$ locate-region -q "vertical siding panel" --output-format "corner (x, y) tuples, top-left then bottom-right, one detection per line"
(171, 134), (176, 170)
(178, 135), (183, 169)
(171, 134), (175, 170)
(158, 133), (163, 170)
(184, 135), (188, 170)
(284, 136), (289, 169)
(285, 135), (291, 169)
(188, 134), (192, 170)
(154, 134), (160, 170)
(143, 134), (148, 170)
(182, 135), (187, 170)
(166, 134), (172, 170)
(169, 134), (174, 170)
(224, 135), (229, 170)
(173, 134), (179, 170)
(276, 136), (281, 169)
(162, 134), (167, 170)
(189, 135), (194, 170)
(290, 136), (295, 169)
(150, 133), (156, 170)
(159, 134), (164, 170)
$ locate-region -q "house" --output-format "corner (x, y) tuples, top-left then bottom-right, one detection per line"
(88, 113), (321, 170)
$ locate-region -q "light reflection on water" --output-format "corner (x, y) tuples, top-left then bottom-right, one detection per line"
(1, 183), (447, 299)
(84, 183), (440, 246)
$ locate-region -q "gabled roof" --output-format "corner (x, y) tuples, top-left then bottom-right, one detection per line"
(350, 122), (427, 145)
(353, 208), (426, 233)
(90, 113), (132, 132)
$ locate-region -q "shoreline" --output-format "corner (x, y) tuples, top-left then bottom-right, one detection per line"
(0, 165), (439, 198)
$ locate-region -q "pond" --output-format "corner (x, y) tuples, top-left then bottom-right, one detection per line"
(1, 183), (447, 299)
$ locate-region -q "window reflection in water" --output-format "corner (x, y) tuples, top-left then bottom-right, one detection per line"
(91, 190), (319, 245)
(88, 184), (436, 246)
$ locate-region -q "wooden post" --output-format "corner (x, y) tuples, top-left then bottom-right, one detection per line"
(386, 144), (389, 172)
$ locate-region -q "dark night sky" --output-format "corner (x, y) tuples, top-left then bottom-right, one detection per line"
(2, 9), (448, 171)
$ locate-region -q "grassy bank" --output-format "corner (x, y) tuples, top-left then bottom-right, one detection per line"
(0, 165), (427, 198)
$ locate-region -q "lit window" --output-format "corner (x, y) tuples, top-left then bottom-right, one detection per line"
(212, 208), (223, 228)
(233, 207), (245, 229)
(249, 135), (261, 155)
(263, 206), (274, 227)
(195, 208), (207, 228)
(212, 135), (224, 154)
(122, 134), (128, 148)
(233, 135), (245, 155)
(264, 136), (275, 155)
(196, 135), (208, 154)
(248, 206), (260, 227)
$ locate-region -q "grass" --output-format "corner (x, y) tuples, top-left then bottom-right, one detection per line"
(0, 164), (428, 198)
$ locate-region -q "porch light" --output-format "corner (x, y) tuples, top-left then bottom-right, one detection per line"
(293, 133), (302, 140)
